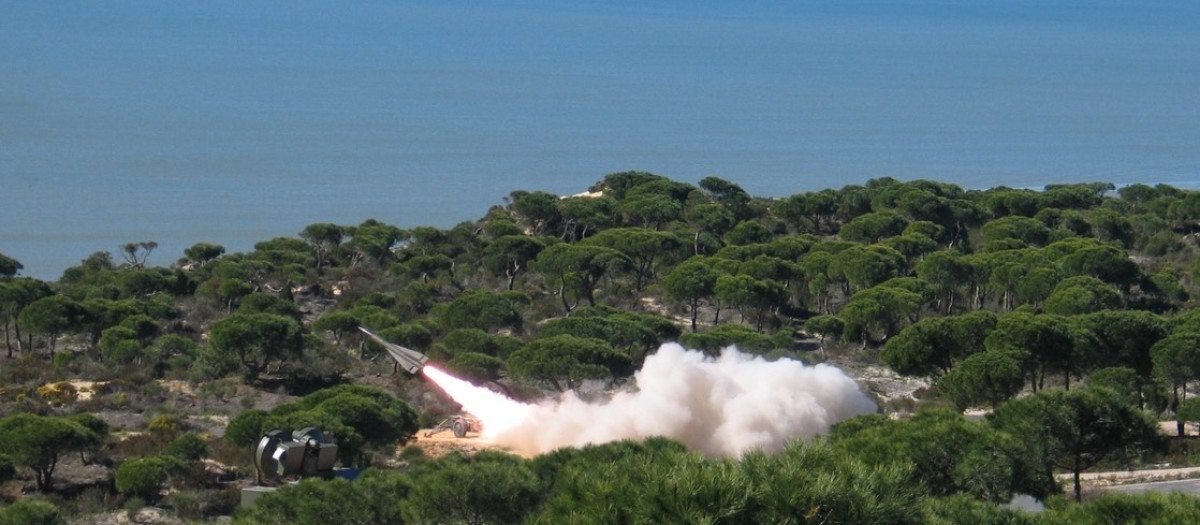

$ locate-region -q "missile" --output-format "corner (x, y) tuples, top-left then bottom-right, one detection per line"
(357, 326), (429, 375)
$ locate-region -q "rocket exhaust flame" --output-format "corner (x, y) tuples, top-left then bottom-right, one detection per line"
(422, 365), (530, 439)
(419, 343), (875, 457)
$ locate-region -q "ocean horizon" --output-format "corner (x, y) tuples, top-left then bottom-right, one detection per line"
(3, 0), (1198, 280)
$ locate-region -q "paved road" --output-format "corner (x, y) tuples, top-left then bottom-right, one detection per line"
(1008, 475), (1200, 514)
(1105, 478), (1200, 496)
(1074, 465), (1200, 482)
(1029, 421), (1200, 500)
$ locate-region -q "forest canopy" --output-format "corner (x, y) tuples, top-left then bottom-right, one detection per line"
(4, 173), (1200, 521)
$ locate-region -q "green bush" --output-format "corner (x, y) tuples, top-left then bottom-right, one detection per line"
(678, 323), (774, 354)
(922, 495), (1034, 525)
(234, 470), (411, 525)
(59, 486), (116, 516)
(1042, 491), (1200, 523)
(52, 350), (74, 372)
(0, 500), (63, 525)
(123, 497), (145, 520)
(164, 432), (210, 461)
(167, 491), (202, 521)
(147, 413), (183, 436)
(69, 412), (111, 437)
(225, 410), (268, 447)
(404, 451), (544, 524)
(115, 456), (182, 500)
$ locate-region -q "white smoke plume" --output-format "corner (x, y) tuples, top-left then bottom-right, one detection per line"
(491, 343), (876, 457)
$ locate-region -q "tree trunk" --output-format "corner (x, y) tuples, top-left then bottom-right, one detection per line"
(15, 322), (26, 353)
(506, 261), (520, 291)
(689, 298), (699, 333)
(1179, 384), (1188, 437)
(558, 281), (573, 314)
(34, 458), (56, 492)
(582, 277), (597, 307)
(3, 319), (11, 358)
(1080, 465), (1089, 503)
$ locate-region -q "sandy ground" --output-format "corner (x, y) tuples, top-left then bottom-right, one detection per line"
(60, 380), (105, 401)
(409, 427), (523, 458)
(1159, 420), (1199, 436)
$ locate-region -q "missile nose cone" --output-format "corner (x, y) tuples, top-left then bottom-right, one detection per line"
(358, 326), (429, 375)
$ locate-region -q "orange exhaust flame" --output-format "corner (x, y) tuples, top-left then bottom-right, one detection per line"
(422, 365), (531, 439)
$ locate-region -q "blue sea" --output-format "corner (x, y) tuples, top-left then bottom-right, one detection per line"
(2, 1), (1198, 280)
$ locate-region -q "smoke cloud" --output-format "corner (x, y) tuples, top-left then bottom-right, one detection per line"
(492, 343), (876, 457)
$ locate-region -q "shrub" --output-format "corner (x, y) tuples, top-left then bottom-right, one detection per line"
(60, 486), (118, 516)
(167, 491), (201, 521)
(398, 444), (426, 464)
(0, 355), (54, 385)
(36, 382), (77, 406)
(115, 456), (183, 500)
(225, 409), (268, 448)
(69, 412), (111, 437)
(0, 499), (63, 525)
(235, 471), (410, 525)
(109, 431), (171, 459)
(200, 487), (242, 518)
(123, 497), (145, 520)
(52, 351), (74, 373)
(147, 413), (183, 436)
(164, 432), (210, 461)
